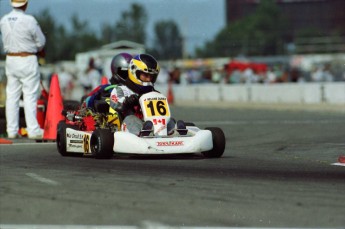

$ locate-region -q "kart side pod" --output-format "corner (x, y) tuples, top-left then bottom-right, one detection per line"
(113, 130), (214, 155)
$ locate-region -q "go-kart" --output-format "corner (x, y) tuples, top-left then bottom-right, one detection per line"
(57, 91), (225, 159)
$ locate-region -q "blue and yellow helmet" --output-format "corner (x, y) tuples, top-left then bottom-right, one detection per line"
(128, 54), (160, 90)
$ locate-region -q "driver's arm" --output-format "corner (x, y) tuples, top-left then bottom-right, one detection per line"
(110, 86), (138, 114)
(110, 87), (126, 113)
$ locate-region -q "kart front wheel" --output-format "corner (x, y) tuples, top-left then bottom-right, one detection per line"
(202, 127), (225, 158)
(56, 121), (79, 156)
(90, 129), (114, 159)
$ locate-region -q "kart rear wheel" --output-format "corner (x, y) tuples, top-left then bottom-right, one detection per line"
(202, 127), (225, 158)
(90, 129), (114, 159)
(56, 121), (78, 156)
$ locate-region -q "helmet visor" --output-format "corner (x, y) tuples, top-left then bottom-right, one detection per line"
(137, 71), (158, 84)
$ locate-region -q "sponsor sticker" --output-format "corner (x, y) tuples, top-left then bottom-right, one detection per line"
(111, 94), (118, 103)
(66, 133), (84, 139)
(156, 141), (184, 146)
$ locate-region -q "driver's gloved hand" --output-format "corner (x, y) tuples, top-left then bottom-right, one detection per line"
(123, 94), (139, 108)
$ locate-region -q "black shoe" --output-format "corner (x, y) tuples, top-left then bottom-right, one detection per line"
(177, 120), (188, 135)
(140, 121), (153, 137)
(167, 118), (176, 135)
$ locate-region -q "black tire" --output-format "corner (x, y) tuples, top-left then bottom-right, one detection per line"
(202, 127), (225, 158)
(56, 121), (68, 156)
(90, 129), (114, 159)
(56, 121), (80, 157)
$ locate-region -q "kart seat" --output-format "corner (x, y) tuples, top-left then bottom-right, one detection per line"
(94, 99), (110, 113)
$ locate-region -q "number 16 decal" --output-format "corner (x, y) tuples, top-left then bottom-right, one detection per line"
(144, 100), (170, 117)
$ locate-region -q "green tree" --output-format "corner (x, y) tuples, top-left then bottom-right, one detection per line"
(113, 3), (147, 44)
(36, 11), (101, 62)
(101, 23), (116, 44)
(149, 20), (183, 60)
(196, 0), (288, 57)
(35, 9), (60, 62)
(66, 15), (100, 60)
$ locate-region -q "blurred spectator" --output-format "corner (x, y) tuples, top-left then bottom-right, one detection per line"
(275, 65), (289, 83)
(57, 66), (74, 99)
(169, 67), (181, 84)
(311, 66), (324, 82)
(186, 68), (202, 84)
(290, 67), (300, 82)
(156, 67), (169, 84)
(265, 67), (277, 84)
(323, 64), (334, 82)
(80, 58), (101, 94)
(201, 68), (212, 83)
(229, 69), (241, 84)
(180, 70), (189, 85)
(241, 68), (259, 84)
(310, 64), (334, 82)
(211, 67), (223, 83)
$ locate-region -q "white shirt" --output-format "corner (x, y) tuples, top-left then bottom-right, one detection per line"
(87, 68), (102, 90)
(0, 9), (46, 53)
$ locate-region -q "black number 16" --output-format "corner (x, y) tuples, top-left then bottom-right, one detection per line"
(147, 101), (167, 116)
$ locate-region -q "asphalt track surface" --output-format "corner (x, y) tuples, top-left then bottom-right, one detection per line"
(0, 105), (345, 228)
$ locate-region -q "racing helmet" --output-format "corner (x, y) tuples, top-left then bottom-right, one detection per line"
(127, 54), (160, 94)
(110, 52), (133, 85)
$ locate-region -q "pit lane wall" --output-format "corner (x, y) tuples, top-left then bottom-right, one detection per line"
(155, 82), (345, 105)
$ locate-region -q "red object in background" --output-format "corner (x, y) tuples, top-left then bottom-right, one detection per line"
(226, 60), (267, 74)
(101, 76), (108, 85)
(37, 80), (49, 129)
(43, 74), (64, 140)
(36, 98), (46, 129)
(167, 82), (174, 104)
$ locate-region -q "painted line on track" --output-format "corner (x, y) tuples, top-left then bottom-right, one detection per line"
(26, 173), (59, 186)
(0, 142), (56, 146)
(331, 163), (345, 167)
(195, 120), (344, 126)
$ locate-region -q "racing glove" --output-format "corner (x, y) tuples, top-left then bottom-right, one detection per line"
(123, 94), (139, 109)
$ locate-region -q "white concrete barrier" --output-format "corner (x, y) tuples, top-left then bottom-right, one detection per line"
(324, 83), (345, 104)
(69, 82), (344, 105)
(156, 82), (345, 105)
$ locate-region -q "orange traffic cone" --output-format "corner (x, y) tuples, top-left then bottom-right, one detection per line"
(101, 76), (108, 85)
(167, 82), (174, 104)
(43, 74), (64, 141)
(0, 138), (13, 144)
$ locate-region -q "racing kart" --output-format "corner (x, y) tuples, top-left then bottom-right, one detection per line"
(57, 91), (225, 159)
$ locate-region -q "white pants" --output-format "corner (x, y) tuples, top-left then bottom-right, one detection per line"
(5, 55), (41, 137)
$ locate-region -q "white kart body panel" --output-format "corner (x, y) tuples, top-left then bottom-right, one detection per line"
(65, 128), (92, 155)
(113, 129), (213, 154)
(139, 91), (171, 136)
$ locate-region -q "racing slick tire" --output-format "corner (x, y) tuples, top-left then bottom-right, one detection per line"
(90, 129), (114, 159)
(56, 121), (80, 157)
(202, 127), (225, 158)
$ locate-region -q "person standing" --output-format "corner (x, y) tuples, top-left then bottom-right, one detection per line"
(79, 58), (102, 95)
(0, 0), (46, 139)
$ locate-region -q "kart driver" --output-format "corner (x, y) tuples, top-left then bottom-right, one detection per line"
(83, 52), (132, 111)
(109, 53), (184, 136)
